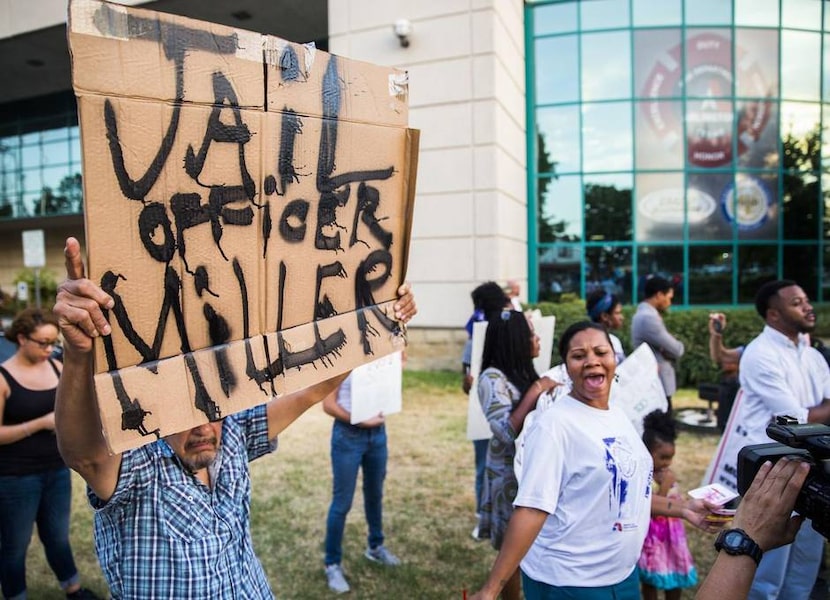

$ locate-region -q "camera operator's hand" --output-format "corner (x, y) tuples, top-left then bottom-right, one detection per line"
(732, 458), (809, 551)
(695, 458), (809, 600)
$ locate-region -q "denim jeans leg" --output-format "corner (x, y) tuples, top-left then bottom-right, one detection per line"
(324, 422), (365, 565)
(362, 425), (387, 550)
(36, 468), (79, 589)
(0, 474), (43, 599)
(473, 438), (488, 514)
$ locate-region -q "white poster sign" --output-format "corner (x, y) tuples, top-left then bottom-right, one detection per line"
(701, 389), (746, 493)
(349, 351), (403, 424)
(612, 343), (669, 435)
(22, 229), (45, 269)
(466, 321), (492, 441)
(531, 315), (556, 375)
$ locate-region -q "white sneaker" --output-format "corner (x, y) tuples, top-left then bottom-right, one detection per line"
(364, 545), (401, 566)
(325, 563), (350, 594)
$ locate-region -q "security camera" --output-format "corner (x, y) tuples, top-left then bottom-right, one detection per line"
(393, 18), (412, 48)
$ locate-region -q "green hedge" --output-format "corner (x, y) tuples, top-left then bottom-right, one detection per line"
(529, 300), (830, 388)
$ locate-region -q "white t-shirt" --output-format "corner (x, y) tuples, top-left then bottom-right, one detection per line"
(515, 395), (653, 587)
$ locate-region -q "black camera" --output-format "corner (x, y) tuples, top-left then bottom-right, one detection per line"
(738, 416), (830, 538)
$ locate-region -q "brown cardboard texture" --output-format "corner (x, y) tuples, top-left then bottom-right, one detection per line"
(68, 0), (418, 453)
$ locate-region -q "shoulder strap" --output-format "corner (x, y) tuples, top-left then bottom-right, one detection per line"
(47, 358), (60, 378)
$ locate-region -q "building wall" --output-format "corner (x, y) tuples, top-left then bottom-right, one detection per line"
(328, 0), (527, 368)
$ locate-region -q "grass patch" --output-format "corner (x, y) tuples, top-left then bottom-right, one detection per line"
(27, 378), (725, 598)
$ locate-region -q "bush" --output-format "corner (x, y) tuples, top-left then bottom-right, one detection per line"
(528, 300), (830, 388)
(2, 268), (60, 316)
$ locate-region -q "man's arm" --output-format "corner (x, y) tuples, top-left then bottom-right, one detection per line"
(53, 237), (123, 501)
(696, 459), (808, 600)
(636, 308), (684, 359)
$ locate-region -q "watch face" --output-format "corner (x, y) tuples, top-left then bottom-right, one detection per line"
(724, 531), (745, 547)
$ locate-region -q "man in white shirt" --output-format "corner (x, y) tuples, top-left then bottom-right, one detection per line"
(733, 279), (830, 600)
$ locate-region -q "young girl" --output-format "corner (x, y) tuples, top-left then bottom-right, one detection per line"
(638, 409), (698, 600)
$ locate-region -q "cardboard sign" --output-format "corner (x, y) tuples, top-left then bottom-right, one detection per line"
(68, 0), (418, 453)
(349, 351), (402, 424)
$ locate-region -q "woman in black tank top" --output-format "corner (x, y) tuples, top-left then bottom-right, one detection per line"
(0, 308), (101, 599)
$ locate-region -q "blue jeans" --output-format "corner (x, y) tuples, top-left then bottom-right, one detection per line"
(0, 468), (79, 599)
(473, 438), (488, 514)
(324, 420), (388, 566)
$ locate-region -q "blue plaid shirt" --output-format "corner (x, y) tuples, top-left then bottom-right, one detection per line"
(89, 405), (276, 599)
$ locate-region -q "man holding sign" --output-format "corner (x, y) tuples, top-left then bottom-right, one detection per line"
(53, 238), (416, 599)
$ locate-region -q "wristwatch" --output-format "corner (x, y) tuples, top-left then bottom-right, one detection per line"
(714, 528), (763, 565)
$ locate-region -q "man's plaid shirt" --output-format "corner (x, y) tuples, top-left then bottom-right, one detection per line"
(89, 405), (277, 599)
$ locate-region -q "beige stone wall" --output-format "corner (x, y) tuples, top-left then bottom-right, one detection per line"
(328, 0), (528, 331)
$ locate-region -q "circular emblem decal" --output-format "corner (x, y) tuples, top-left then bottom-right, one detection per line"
(640, 32), (771, 168)
(720, 175), (772, 231)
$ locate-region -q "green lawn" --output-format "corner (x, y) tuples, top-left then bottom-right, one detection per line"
(25, 376), (721, 599)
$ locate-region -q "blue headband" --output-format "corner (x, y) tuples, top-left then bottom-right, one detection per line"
(588, 293), (614, 322)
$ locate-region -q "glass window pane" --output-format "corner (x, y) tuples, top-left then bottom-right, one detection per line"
(735, 29), (779, 98)
(42, 140), (71, 167)
(783, 245), (818, 299)
(781, 102), (821, 172)
(823, 104), (830, 170)
(823, 174), (830, 239)
(738, 245), (777, 302)
(538, 175), (582, 243)
(689, 246), (734, 304)
(585, 246), (632, 304)
(580, 0), (630, 31)
(781, 31), (821, 101)
(635, 100), (684, 169)
(69, 136), (81, 164)
(581, 31), (631, 101)
(535, 36), (579, 105)
(537, 106), (581, 175)
(723, 172), (779, 240)
(736, 99), (778, 169)
(637, 246), (684, 302)
(782, 0), (823, 31)
(20, 131), (39, 146)
(584, 174), (633, 242)
(686, 98), (734, 169)
(633, 0), (680, 27)
(825, 246), (830, 301)
(581, 102), (632, 172)
(634, 29), (682, 100)
(684, 29), (732, 99)
(825, 36), (830, 103)
(534, 2), (578, 36)
(783, 172), (819, 239)
(538, 245), (583, 301)
(687, 171), (734, 241)
(40, 128), (69, 143)
(636, 172), (684, 241)
(735, 0), (779, 27)
(20, 145), (39, 169)
(685, 0), (732, 25)
(37, 164), (71, 193)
